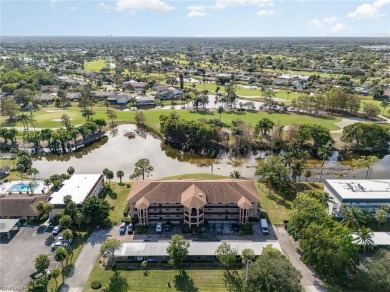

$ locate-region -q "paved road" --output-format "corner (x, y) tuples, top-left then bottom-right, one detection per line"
(60, 228), (107, 292)
(274, 226), (326, 292)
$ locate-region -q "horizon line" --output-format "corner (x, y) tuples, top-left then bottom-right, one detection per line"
(1, 35), (390, 38)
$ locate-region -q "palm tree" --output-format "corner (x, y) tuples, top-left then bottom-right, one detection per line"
(230, 170), (241, 179)
(341, 206), (368, 230)
(320, 192), (334, 209)
(354, 227), (374, 253)
(375, 208), (387, 227)
(303, 169), (311, 182)
(17, 114), (31, 130)
(217, 106), (224, 121)
(291, 162), (303, 182)
(318, 143), (333, 182)
(380, 99), (390, 114)
(116, 170), (124, 184)
(54, 247), (68, 269)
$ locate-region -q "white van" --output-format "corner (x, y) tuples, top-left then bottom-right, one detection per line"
(260, 219), (269, 235)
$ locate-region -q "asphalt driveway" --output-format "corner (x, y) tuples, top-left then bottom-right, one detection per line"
(60, 228), (107, 292)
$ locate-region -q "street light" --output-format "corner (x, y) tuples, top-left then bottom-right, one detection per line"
(245, 259), (252, 283)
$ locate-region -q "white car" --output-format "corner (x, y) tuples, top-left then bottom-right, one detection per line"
(155, 223), (162, 233)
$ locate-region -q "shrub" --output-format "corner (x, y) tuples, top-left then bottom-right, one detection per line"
(181, 224), (191, 233)
(240, 223), (253, 235)
(123, 204), (130, 217)
(121, 217), (132, 223)
(90, 281), (102, 289)
(126, 183), (131, 188)
(134, 225), (148, 234)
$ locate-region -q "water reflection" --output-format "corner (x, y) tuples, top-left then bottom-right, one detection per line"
(21, 124), (390, 181)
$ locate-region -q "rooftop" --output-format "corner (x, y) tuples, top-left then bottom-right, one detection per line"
(49, 174), (102, 205)
(115, 240), (282, 257)
(325, 179), (390, 200)
(352, 232), (390, 246)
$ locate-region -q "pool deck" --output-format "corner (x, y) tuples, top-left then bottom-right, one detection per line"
(0, 180), (48, 196)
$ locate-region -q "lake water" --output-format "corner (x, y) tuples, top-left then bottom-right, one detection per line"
(26, 124), (390, 181)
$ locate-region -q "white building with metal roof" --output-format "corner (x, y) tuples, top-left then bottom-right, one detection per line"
(49, 174), (104, 206)
(324, 179), (390, 216)
(114, 240), (282, 263)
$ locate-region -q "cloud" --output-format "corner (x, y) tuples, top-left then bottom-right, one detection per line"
(347, 0), (390, 19)
(187, 6), (208, 18)
(116, 0), (174, 13)
(69, 6), (77, 11)
(256, 9), (275, 16)
(215, 0), (273, 9)
(309, 16), (338, 27)
(98, 2), (113, 12)
(331, 23), (346, 32)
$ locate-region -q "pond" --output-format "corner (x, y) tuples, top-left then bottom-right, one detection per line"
(23, 124), (390, 181)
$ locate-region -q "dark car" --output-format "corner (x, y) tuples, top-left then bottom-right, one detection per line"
(127, 223), (133, 234)
(119, 222), (127, 235)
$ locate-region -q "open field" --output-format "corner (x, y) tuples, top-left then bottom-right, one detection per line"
(86, 265), (233, 292)
(101, 182), (133, 224)
(84, 59), (106, 72)
(0, 105), (342, 131)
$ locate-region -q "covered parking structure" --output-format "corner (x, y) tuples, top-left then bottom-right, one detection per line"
(0, 219), (20, 239)
(114, 241), (282, 263)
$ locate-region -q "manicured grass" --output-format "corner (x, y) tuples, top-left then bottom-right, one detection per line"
(85, 265), (231, 292)
(84, 59), (107, 72)
(0, 159), (37, 182)
(144, 109), (341, 131)
(101, 182), (133, 224)
(255, 181), (323, 224)
(0, 104), (342, 131)
(162, 173), (229, 180)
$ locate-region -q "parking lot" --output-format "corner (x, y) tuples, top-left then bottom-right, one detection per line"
(0, 225), (59, 290)
(110, 222), (278, 242)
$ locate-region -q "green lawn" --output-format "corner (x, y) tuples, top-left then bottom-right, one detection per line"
(101, 182), (132, 224)
(255, 181), (323, 224)
(0, 104), (342, 131)
(86, 265), (231, 292)
(84, 59), (107, 72)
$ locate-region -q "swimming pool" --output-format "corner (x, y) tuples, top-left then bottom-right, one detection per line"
(8, 182), (40, 193)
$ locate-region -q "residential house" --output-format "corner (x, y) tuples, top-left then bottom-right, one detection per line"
(40, 85), (59, 93)
(127, 180), (260, 226)
(136, 95), (156, 107)
(107, 93), (131, 104)
(123, 80), (148, 92)
(0, 194), (48, 219)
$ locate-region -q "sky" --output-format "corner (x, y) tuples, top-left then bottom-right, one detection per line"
(1, 0), (390, 37)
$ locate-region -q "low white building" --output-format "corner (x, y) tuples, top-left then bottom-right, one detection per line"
(324, 179), (390, 216)
(114, 241), (282, 263)
(49, 174), (104, 207)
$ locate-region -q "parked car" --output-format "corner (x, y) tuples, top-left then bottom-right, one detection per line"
(127, 223), (133, 234)
(260, 219), (269, 235)
(155, 223), (163, 233)
(119, 222), (127, 235)
(52, 225), (62, 236)
(57, 236), (73, 244)
(51, 241), (69, 252)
